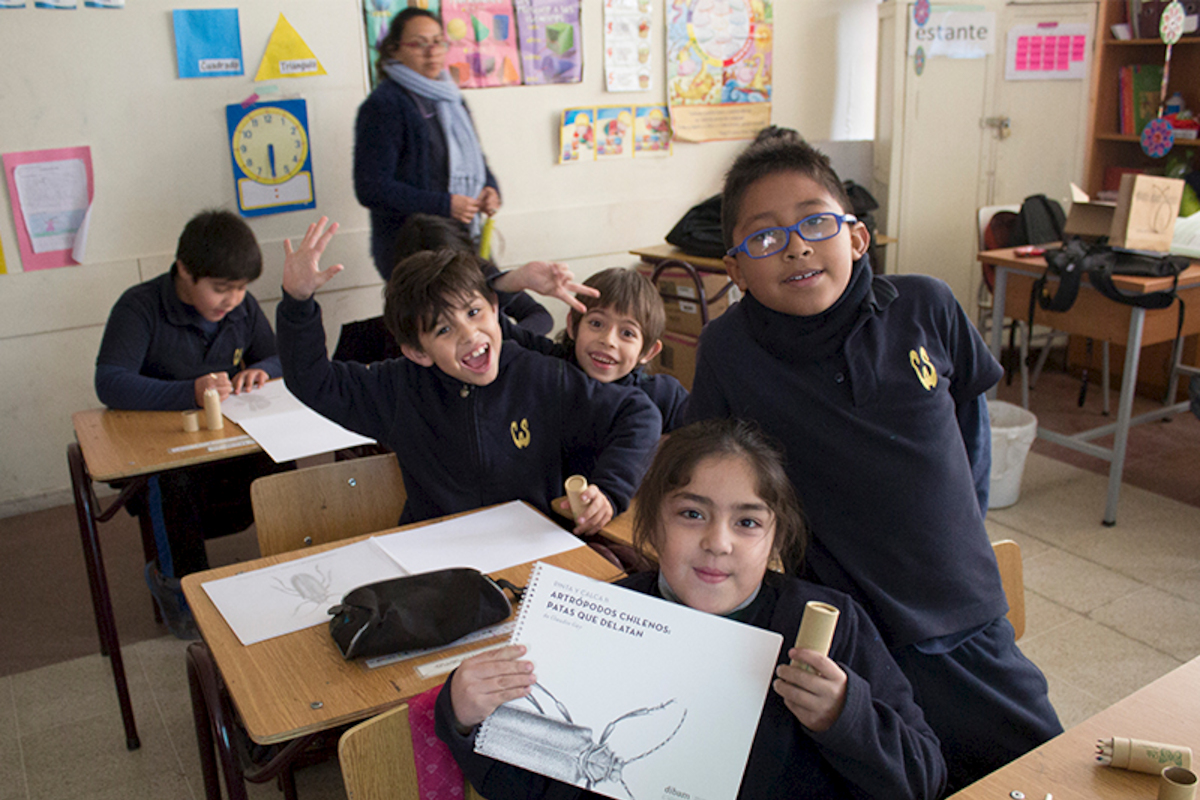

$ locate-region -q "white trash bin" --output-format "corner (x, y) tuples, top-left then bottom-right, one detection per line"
(988, 400), (1038, 509)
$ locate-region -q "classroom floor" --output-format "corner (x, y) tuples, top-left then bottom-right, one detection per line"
(2, 373), (1199, 799)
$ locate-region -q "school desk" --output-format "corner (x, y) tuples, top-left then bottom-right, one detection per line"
(69, 408), (261, 750)
(181, 519), (622, 800)
(979, 246), (1200, 525)
(949, 654), (1200, 800)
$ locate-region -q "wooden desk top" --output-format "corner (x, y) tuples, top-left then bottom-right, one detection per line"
(950, 655), (1200, 799)
(630, 243), (728, 273)
(978, 246), (1200, 296)
(182, 520), (624, 745)
(73, 408), (260, 483)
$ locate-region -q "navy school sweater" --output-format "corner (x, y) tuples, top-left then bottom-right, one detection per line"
(435, 570), (946, 800)
(686, 274), (1007, 648)
(95, 270), (280, 411)
(276, 293), (662, 524)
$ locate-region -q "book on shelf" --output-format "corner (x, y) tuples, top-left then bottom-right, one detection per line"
(1117, 64), (1164, 135)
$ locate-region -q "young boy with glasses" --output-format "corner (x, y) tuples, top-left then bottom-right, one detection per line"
(685, 139), (1061, 791)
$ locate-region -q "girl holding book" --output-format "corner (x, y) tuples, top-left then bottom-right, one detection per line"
(435, 419), (946, 799)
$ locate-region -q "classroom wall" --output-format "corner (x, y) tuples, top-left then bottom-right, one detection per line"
(0, 0), (877, 515)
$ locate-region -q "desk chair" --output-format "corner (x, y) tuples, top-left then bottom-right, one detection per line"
(251, 453), (407, 557)
(992, 539), (1025, 640)
(338, 703), (419, 800)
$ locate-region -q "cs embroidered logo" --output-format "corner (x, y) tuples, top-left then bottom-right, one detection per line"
(510, 418), (531, 449)
(909, 346), (938, 391)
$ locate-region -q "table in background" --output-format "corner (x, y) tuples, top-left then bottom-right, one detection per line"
(181, 529), (623, 799)
(950, 655), (1200, 799)
(69, 408), (261, 750)
(979, 247), (1200, 525)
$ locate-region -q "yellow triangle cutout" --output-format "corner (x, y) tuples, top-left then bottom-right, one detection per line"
(255, 14), (327, 81)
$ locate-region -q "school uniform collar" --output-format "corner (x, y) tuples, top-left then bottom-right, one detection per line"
(157, 268), (249, 330)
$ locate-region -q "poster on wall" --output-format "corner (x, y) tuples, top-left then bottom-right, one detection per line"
(559, 107), (596, 163)
(255, 14), (327, 80)
(666, 0), (772, 143)
(225, 100), (317, 218)
(2, 146), (94, 271)
(362, 0), (442, 89)
(596, 107), (634, 159)
(1004, 22), (1089, 81)
(634, 105), (672, 156)
(604, 0), (652, 92)
(514, 0), (582, 84)
(173, 9), (244, 78)
(442, 0), (523, 87)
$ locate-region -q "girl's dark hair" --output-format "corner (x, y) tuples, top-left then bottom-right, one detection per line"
(383, 249), (496, 349)
(174, 209), (261, 281)
(721, 139), (853, 249)
(632, 419), (806, 571)
(394, 213), (476, 266)
(375, 7), (442, 81)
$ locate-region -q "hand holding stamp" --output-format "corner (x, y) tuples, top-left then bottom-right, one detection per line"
(790, 601), (840, 673)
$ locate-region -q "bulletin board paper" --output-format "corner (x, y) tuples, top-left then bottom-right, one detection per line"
(2, 146), (94, 271)
(443, 0), (523, 88)
(173, 8), (244, 79)
(255, 14), (327, 80)
(514, 0), (583, 85)
(604, 0), (651, 92)
(1005, 23), (1090, 81)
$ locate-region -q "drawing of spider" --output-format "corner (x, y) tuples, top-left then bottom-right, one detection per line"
(271, 564), (335, 616)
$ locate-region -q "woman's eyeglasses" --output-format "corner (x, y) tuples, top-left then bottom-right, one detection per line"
(726, 213), (857, 259)
(400, 38), (449, 53)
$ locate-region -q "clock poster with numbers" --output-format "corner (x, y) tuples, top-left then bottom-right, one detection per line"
(225, 99), (316, 217)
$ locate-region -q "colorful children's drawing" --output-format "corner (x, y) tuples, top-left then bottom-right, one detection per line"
(2, 146), (94, 271)
(514, 0), (583, 85)
(596, 106), (634, 159)
(362, 0), (441, 89)
(559, 107), (596, 164)
(634, 105), (672, 156)
(443, 0), (523, 88)
(667, 0), (773, 142)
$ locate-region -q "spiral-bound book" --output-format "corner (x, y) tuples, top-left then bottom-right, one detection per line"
(475, 561), (782, 800)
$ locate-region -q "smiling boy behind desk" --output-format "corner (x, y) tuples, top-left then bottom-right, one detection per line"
(684, 139), (1062, 790)
(276, 219), (662, 535)
(94, 209), (288, 636)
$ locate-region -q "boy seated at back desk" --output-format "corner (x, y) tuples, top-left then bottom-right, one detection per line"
(276, 218), (662, 534)
(94, 209), (286, 636)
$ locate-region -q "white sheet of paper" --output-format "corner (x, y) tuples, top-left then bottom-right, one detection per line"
(71, 202), (92, 263)
(201, 540), (405, 645)
(1171, 211), (1200, 259)
(13, 159), (89, 253)
(219, 379), (373, 462)
(371, 501), (583, 576)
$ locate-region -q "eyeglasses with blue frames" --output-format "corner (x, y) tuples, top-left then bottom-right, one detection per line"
(726, 212), (858, 259)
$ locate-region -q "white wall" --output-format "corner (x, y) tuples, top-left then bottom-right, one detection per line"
(0, 0), (878, 514)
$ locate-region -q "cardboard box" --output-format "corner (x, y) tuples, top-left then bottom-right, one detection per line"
(636, 264), (732, 337)
(653, 330), (699, 390)
(1108, 174), (1186, 253)
(1063, 200), (1116, 241)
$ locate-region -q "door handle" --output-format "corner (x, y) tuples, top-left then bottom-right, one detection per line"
(982, 116), (1011, 140)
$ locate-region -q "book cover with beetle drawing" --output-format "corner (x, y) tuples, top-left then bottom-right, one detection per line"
(475, 562), (781, 800)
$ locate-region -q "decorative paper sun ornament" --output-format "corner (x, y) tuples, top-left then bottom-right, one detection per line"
(914, 0), (930, 27)
(914, 45), (926, 76)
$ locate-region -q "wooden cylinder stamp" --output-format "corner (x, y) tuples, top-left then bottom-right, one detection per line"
(564, 474), (588, 520)
(790, 600), (840, 672)
(203, 387), (224, 431)
(181, 410), (202, 433)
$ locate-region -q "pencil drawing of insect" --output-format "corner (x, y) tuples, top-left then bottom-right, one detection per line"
(480, 683), (686, 799)
(271, 564), (334, 616)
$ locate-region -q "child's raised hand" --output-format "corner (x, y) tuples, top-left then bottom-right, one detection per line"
(449, 644), (536, 730)
(194, 372), (233, 407)
(495, 261), (600, 313)
(559, 484), (614, 535)
(773, 649), (848, 732)
(231, 368), (269, 394)
(282, 217), (343, 300)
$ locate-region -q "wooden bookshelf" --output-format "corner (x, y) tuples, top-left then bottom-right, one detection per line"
(1083, 4), (1200, 195)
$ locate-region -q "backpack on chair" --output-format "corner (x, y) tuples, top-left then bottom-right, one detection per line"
(1015, 194), (1066, 246)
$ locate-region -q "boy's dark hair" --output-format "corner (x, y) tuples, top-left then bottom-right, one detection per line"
(563, 268), (666, 358)
(383, 249), (497, 350)
(174, 209), (262, 282)
(394, 213), (479, 269)
(632, 418), (806, 572)
(375, 7), (442, 81)
(751, 125), (803, 147)
(721, 140), (853, 248)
